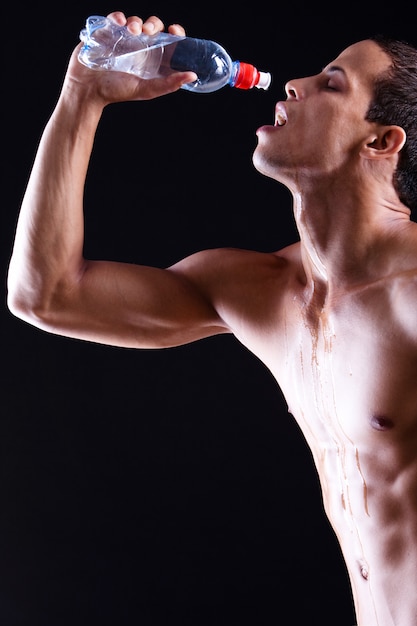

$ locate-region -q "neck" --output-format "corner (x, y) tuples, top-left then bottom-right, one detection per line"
(291, 179), (412, 296)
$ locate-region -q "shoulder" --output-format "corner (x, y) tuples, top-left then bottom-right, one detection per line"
(389, 265), (417, 342)
(169, 243), (302, 290)
(390, 224), (417, 338)
(168, 244), (303, 335)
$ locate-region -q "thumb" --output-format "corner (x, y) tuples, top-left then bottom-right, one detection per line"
(139, 71), (198, 100)
(167, 70), (198, 91)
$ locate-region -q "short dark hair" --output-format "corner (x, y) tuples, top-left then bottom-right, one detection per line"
(366, 35), (417, 214)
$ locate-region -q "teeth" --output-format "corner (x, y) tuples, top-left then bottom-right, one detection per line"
(275, 104), (287, 126)
(276, 113), (286, 126)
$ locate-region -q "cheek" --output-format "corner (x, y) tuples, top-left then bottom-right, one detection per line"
(307, 119), (359, 166)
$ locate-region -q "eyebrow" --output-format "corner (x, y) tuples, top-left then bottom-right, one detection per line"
(322, 65), (347, 76)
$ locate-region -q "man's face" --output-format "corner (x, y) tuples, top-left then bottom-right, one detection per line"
(253, 40), (392, 186)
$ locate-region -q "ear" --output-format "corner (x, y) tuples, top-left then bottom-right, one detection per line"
(360, 125), (406, 159)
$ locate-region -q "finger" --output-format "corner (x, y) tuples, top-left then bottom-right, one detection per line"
(125, 16), (144, 35)
(168, 23), (186, 37)
(140, 71), (198, 101)
(141, 16), (165, 35)
(107, 11), (127, 25)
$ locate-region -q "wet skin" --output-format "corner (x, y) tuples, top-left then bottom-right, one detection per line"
(7, 16), (417, 626)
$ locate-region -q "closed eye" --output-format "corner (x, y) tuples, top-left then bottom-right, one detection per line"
(326, 80), (339, 90)
(322, 64), (347, 91)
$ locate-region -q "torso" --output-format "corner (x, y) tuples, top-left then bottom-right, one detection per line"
(223, 242), (417, 626)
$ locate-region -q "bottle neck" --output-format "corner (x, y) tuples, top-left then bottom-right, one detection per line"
(230, 61), (271, 90)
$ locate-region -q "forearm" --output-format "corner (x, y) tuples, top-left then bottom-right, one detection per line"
(6, 66), (223, 348)
(7, 14), (222, 348)
(7, 79), (104, 320)
(8, 27), (195, 325)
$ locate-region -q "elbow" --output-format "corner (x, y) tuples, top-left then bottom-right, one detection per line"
(6, 270), (57, 330)
(7, 255), (84, 333)
(6, 269), (30, 321)
(6, 289), (24, 320)
(7, 287), (49, 328)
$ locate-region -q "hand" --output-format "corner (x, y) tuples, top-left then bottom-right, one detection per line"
(64, 11), (197, 106)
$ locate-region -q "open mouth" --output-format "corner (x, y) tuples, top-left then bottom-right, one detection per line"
(275, 102), (288, 126)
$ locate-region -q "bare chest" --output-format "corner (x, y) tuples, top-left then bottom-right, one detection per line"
(265, 294), (417, 445)
(236, 277), (417, 625)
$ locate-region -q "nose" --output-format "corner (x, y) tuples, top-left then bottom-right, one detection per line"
(285, 78), (302, 100)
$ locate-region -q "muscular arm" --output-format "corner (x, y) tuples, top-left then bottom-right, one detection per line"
(7, 13), (228, 349)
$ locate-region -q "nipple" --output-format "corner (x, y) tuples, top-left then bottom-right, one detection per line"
(359, 560), (369, 580)
(370, 414), (394, 431)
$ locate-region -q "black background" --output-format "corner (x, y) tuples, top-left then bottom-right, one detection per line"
(2, 3), (416, 625)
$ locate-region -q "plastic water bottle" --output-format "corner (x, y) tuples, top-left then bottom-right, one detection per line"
(78, 15), (271, 93)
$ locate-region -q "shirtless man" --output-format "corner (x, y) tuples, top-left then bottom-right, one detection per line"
(7, 11), (417, 625)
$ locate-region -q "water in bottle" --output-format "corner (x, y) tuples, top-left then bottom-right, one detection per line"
(78, 15), (271, 93)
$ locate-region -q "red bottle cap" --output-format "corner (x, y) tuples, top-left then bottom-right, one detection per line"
(233, 62), (271, 90)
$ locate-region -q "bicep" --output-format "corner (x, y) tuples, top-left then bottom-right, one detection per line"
(38, 257), (230, 348)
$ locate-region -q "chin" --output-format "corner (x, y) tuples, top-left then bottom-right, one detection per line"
(252, 148), (276, 178)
